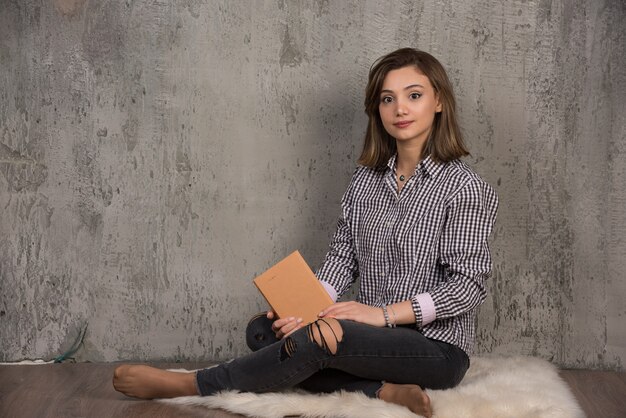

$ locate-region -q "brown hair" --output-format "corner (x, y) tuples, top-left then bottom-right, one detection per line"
(358, 48), (469, 168)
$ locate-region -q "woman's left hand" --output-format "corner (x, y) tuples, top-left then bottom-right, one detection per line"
(319, 301), (386, 327)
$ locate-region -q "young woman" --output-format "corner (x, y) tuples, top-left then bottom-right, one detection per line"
(113, 48), (498, 418)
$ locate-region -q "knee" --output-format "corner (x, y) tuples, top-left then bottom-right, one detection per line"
(306, 318), (344, 355)
(278, 318), (343, 361)
(245, 313), (276, 352)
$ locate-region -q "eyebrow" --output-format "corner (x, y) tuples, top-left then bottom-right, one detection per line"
(380, 84), (425, 94)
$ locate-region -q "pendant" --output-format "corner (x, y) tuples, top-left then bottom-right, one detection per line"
(399, 175), (406, 182)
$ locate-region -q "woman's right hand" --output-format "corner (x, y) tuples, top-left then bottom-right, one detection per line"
(267, 311), (304, 339)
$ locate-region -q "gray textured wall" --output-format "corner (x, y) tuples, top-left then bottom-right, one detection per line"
(1, 0), (624, 370)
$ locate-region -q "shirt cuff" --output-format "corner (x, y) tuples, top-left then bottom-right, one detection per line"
(412, 293), (436, 327)
(320, 281), (338, 302)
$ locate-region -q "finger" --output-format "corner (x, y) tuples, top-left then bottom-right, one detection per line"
(283, 322), (304, 338)
(320, 303), (352, 318)
(325, 311), (355, 321)
(319, 302), (347, 317)
(267, 310), (275, 320)
(281, 318), (302, 333)
(272, 317), (294, 330)
(273, 317), (298, 337)
(279, 318), (302, 338)
(282, 318), (304, 338)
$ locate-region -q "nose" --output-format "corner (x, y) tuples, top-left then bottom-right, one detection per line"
(395, 99), (408, 116)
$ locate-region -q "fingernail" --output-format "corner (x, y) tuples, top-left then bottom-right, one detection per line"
(297, 318), (303, 323)
(318, 312), (324, 317)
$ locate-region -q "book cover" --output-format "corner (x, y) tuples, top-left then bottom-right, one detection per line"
(253, 250), (333, 324)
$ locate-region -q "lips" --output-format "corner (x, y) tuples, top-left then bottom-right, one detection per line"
(393, 121), (413, 128)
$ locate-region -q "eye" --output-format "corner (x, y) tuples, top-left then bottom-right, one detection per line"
(380, 95), (394, 104)
(409, 92), (422, 100)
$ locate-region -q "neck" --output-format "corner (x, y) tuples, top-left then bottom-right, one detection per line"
(395, 140), (424, 173)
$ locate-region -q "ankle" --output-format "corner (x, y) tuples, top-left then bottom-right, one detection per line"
(378, 382), (432, 418)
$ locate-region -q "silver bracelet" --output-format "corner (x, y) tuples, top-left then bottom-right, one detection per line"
(382, 306), (396, 328)
(389, 305), (397, 326)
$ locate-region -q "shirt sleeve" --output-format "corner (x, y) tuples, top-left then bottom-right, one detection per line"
(411, 178), (498, 325)
(319, 280), (338, 302)
(315, 171), (359, 299)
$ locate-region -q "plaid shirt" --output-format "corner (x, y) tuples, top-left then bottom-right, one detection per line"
(316, 155), (498, 354)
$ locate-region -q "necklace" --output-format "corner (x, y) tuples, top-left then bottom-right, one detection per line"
(399, 175), (406, 182)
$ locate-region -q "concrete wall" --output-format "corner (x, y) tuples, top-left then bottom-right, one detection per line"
(1, 0), (624, 369)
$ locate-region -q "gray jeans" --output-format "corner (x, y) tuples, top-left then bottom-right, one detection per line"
(196, 314), (469, 397)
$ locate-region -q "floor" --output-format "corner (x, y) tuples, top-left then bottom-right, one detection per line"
(559, 368), (626, 418)
(0, 362), (237, 418)
(1, 362), (625, 417)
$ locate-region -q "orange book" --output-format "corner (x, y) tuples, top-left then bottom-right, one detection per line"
(253, 251), (333, 324)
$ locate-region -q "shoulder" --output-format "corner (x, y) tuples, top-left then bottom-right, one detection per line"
(441, 159), (486, 184)
(348, 164), (387, 189)
(353, 164), (385, 180)
(340, 165), (387, 204)
(440, 160), (498, 207)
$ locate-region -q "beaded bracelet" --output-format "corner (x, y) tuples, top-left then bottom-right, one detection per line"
(382, 306), (396, 328)
(389, 305), (397, 325)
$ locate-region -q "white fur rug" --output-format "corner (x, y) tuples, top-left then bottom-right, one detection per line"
(161, 356), (585, 418)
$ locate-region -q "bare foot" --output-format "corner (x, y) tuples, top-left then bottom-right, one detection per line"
(112, 365), (199, 399)
(378, 382), (432, 418)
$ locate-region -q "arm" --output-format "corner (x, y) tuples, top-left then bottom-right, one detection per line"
(412, 179), (499, 327)
(271, 171), (360, 337)
(321, 179), (498, 328)
(315, 171), (360, 299)
(319, 299), (414, 327)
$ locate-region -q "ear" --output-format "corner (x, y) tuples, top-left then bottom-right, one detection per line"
(435, 94), (443, 113)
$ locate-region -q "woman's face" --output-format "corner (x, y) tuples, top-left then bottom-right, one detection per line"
(378, 65), (442, 146)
